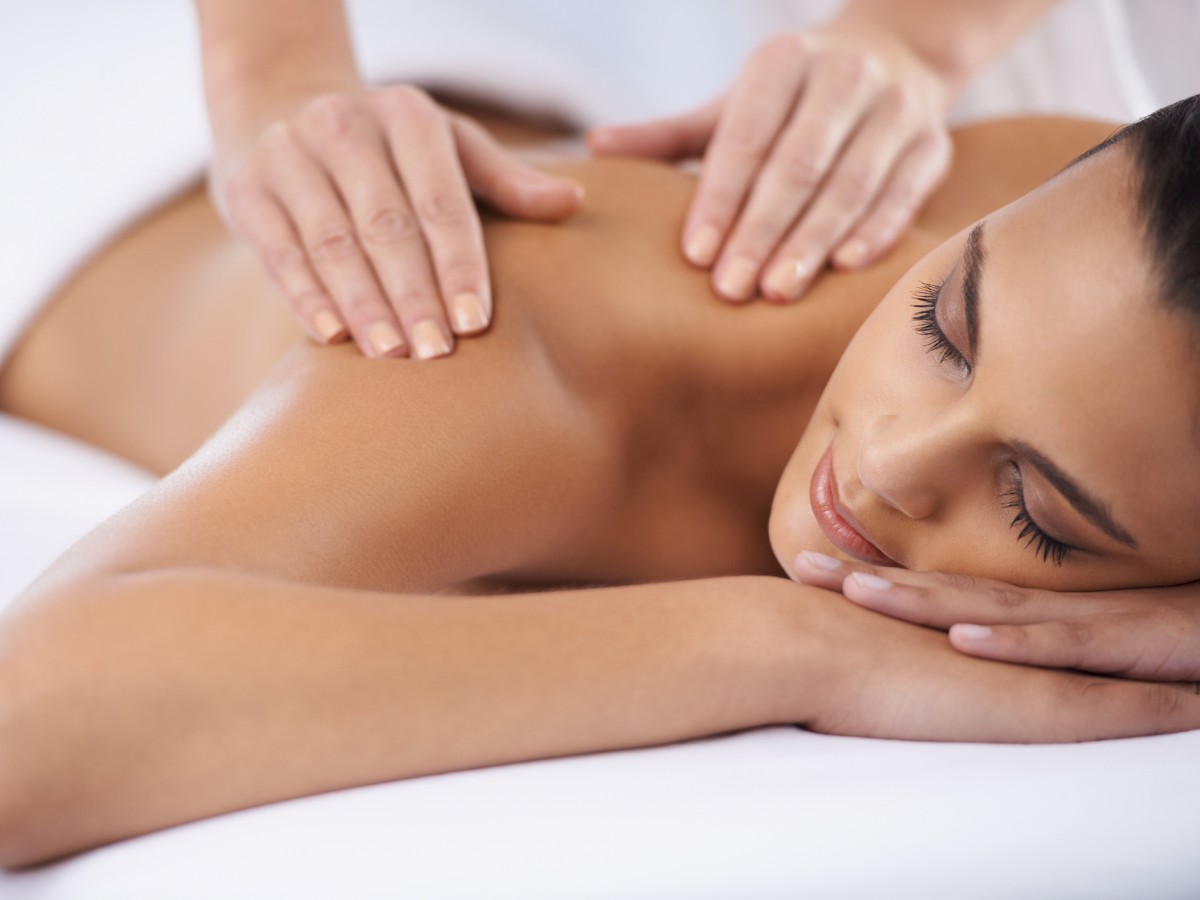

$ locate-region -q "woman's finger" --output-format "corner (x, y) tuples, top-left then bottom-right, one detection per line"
(452, 114), (584, 222)
(791, 550), (1108, 625)
(1042, 675), (1200, 741)
(831, 128), (952, 271)
(949, 616), (1134, 674)
(756, 90), (917, 301)
(586, 100), (721, 161)
(839, 570), (1063, 629)
(263, 122), (407, 359)
(715, 49), (883, 301)
(950, 610), (1200, 682)
(998, 672), (1200, 744)
(224, 181), (349, 346)
(682, 33), (811, 272)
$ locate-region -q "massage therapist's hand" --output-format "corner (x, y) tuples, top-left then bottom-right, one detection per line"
(792, 552), (1200, 684)
(210, 85), (583, 359)
(588, 24), (953, 302)
(769, 576), (1200, 743)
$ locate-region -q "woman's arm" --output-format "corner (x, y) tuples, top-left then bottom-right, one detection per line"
(4, 566), (1197, 868)
(0, 571), (788, 867)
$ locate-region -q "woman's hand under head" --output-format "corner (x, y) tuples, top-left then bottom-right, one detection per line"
(769, 139), (1200, 593)
(588, 22), (954, 303)
(793, 554), (1200, 686)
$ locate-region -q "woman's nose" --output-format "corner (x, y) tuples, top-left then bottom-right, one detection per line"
(857, 412), (971, 520)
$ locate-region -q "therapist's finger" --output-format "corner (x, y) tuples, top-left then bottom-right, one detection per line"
(265, 124), (407, 359)
(377, 86), (482, 349)
(682, 33), (810, 272)
(718, 56), (885, 302)
(830, 129), (951, 271)
(302, 91), (464, 356)
(226, 182), (349, 346)
(586, 99), (722, 161)
(453, 114), (585, 222)
(757, 94), (916, 301)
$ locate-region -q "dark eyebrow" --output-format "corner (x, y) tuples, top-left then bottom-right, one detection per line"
(1010, 440), (1138, 549)
(963, 223), (984, 359)
(964, 221), (1136, 552)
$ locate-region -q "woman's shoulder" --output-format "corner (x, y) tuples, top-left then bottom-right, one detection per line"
(923, 116), (1120, 229)
(485, 114), (1119, 403)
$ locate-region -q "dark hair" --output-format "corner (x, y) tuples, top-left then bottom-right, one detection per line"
(1075, 95), (1200, 319)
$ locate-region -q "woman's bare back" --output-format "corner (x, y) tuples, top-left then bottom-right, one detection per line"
(0, 117), (1114, 592)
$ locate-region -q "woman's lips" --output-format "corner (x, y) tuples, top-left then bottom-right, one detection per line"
(809, 445), (897, 566)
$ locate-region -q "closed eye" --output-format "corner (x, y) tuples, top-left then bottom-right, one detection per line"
(911, 279), (970, 375)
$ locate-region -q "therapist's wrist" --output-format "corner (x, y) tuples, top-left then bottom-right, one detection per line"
(204, 58), (364, 151)
(814, 16), (961, 111)
(828, 0), (1056, 106)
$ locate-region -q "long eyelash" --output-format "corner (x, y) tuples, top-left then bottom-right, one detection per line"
(1001, 484), (1073, 567)
(910, 279), (968, 370)
(912, 282), (1065, 566)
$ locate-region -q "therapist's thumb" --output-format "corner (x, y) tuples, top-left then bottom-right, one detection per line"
(453, 114), (584, 221)
(588, 100), (720, 161)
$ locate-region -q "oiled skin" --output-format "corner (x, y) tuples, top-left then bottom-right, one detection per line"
(0, 118), (1109, 590)
(0, 118), (1143, 870)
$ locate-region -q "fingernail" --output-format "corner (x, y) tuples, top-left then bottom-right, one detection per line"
(367, 322), (404, 357)
(848, 572), (893, 592)
(764, 258), (811, 300)
(835, 238), (869, 270)
(411, 319), (452, 360)
(953, 624), (993, 641)
(797, 550), (842, 571)
(715, 256), (758, 301)
(684, 225), (721, 266)
(450, 292), (489, 334)
(313, 311), (346, 343)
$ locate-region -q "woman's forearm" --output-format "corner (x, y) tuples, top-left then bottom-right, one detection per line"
(195, 0), (362, 144)
(0, 570), (794, 868)
(4, 560), (1194, 869)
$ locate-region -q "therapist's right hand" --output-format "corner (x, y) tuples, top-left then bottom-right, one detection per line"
(209, 85), (584, 359)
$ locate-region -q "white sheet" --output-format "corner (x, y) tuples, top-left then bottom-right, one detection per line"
(0, 411), (1198, 898)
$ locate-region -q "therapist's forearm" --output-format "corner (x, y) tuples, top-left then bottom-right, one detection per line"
(195, 0), (362, 144)
(834, 0), (1059, 98)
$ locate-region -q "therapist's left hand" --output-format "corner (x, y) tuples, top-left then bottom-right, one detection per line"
(791, 551), (1200, 683)
(588, 24), (953, 302)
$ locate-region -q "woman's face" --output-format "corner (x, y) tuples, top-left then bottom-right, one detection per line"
(770, 146), (1200, 591)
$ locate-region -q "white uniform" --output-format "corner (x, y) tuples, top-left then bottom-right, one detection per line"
(2, 0), (1197, 365)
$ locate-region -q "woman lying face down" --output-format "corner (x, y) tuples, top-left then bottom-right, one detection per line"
(1, 108), (1200, 868)
(774, 100), (1200, 593)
